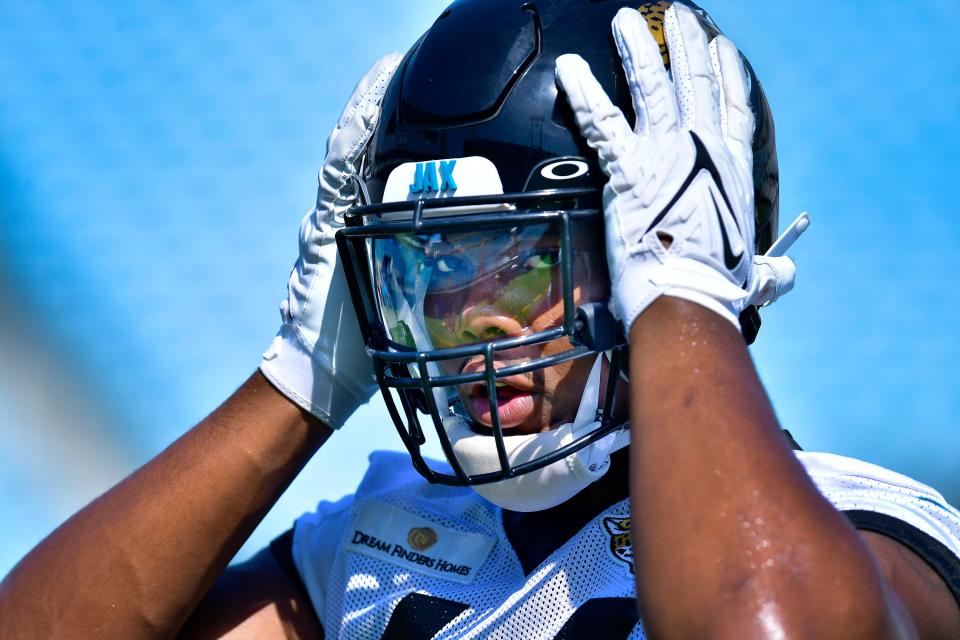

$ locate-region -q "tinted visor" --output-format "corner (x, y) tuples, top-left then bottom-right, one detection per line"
(372, 221), (606, 352)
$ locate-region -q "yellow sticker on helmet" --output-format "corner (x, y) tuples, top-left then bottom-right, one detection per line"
(638, 1), (672, 67)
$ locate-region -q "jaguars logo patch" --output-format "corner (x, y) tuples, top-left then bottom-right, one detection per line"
(602, 515), (634, 574)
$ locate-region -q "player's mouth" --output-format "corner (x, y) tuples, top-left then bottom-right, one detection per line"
(460, 362), (540, 430)
(466, 382), (538, 429)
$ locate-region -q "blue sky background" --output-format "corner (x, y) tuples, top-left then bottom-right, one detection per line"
(1, 0), (958, 575)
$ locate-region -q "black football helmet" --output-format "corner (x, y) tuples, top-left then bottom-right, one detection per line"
(337, 0), (779, 487)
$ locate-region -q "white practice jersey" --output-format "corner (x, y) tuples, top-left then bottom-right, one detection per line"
(292, 450), (960, 639)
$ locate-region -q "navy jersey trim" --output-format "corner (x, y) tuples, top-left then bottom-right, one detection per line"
(382, 592), (470, 639)
(845, 509), (960, 610)
(554, 597), (639, 639)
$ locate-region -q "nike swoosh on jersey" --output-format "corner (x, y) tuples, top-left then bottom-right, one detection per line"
(643, 131), (744, 270)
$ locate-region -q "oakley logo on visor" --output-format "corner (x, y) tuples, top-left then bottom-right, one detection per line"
(539, 159), (589, 181)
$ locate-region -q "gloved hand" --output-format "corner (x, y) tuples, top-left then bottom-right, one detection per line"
(556, 4), (759, 334)
(260, 53), (402, 429)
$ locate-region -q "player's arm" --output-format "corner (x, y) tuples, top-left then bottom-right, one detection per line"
(862, 530), (960, 639)
(557, 5), (959, 637)
(0, 372), (328, 640)
(179, 535), (323, 639)
(627, 301), (960, 638)
(628, 297), (916, 638)
(0, 53), (402, 639)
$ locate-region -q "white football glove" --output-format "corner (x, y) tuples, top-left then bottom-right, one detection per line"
(260, 53), (402, 429)
(556, 4), (761, 334)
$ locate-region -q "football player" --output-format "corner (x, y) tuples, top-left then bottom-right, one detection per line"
(2, 1), (959, 638)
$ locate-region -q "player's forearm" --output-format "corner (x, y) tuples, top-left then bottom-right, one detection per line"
(627, 297), (910, 639)
(0, 370), (332, 639)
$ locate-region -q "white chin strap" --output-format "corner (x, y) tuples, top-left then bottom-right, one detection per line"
(445, 353), (630, 512)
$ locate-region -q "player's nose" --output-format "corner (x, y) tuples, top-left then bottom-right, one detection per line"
(460, 305), (525, 344)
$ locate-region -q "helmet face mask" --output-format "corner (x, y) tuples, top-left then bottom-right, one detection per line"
(339, 184), (629, 486)
(337, 0), (779, 491)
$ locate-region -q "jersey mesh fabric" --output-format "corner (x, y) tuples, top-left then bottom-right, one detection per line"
(796, 451), (960, 556)
(293, 449), (960, 639)
(294, 451), (642, 638)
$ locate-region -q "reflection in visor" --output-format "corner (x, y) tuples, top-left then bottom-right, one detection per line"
(373, 223), (576, 351)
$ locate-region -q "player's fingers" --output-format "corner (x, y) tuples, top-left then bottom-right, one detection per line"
(710, 35), (754, 164)
(555, 53), (635, 174)
(611, 8), (679, 138)
(328, 52), (403, 160)
(664, 3), (722, 136)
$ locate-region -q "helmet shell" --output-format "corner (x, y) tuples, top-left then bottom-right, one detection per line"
(337, 0), (780, 490)
(365, 0), (779, 252)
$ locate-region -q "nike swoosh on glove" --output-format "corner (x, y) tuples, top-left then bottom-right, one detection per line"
(555, 4), (757, 335)
(261, 53), (402, 429)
